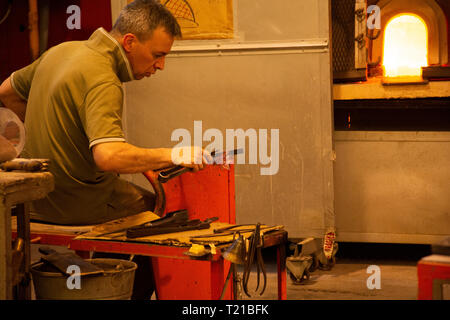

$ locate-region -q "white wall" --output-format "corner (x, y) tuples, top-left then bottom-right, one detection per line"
(123, 0), (335, 239)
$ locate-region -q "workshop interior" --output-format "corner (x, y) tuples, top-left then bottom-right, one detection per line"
(0, 0), (449, 301)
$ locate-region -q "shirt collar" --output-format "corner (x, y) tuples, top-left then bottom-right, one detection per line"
(86, 28), (135, 82)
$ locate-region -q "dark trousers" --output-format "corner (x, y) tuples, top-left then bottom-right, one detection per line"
(92, 179), (157, 300)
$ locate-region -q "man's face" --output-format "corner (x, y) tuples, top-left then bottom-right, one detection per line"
(123, 27), (174, 80)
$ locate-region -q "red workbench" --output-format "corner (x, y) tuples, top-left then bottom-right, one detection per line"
(18, 224), (287, 300)
(14, 165), (287, 300)
(68, 228), (287, 300)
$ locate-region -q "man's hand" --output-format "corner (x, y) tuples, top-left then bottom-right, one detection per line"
(0, 77), (27, 122)
(171, 146), (213, 172)
(0, 135), (17, 162)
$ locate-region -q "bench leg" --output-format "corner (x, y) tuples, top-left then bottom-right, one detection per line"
(277, 243), (287, 300)
(15, 203), (31, 300)
(210, 258), (225, 300)
(75, 250), (90, 259)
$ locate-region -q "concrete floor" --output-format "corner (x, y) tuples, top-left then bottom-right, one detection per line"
(239, 259), (418, 300)
(238, 242), (431, 300)
(29, 242), (432, 300)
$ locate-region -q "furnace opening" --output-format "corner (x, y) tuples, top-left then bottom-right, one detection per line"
(383, 14), (428, 78)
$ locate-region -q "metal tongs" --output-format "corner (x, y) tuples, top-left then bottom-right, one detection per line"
(157, 148), (243, 183)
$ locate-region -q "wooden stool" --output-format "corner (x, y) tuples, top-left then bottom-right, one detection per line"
(0, 171), (54, 299)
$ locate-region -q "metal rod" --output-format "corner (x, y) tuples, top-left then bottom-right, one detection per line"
(171, 39), (328, 53)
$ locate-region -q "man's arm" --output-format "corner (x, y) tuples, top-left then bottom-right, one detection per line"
(0, 77), (27, 121)
(92, 142), (211, 174)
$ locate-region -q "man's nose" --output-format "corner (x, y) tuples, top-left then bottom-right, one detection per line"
(155, 57), (165, 70)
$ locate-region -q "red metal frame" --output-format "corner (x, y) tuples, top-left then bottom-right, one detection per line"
(69, 238), (222, 261)
(68, 231), (287, 300)
(418, 257), (450, 300)
(13, 232), (73, 246)
(16, 228), (287, 300)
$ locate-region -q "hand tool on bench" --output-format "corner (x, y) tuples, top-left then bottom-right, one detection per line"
(213, 224), (274, 235)
(242, 223), (267, 297)
(190, 223), (269, 297)
(0, 158), (50, 172)
(220, 233), (246, 300)
(189, 224), (283, 244)
(94, 209), (189, 238)
(38, 246), (104, 276)
(126, 216), (219, 239)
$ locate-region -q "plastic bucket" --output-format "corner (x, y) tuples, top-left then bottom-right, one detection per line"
(31, 258), (137, 300)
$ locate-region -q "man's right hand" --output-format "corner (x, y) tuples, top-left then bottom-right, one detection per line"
(171, 146), (213, 172)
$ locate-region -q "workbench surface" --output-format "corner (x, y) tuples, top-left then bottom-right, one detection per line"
(0, 171), (54, 206)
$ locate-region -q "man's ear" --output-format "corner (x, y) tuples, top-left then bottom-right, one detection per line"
(122, 33), (138, 53)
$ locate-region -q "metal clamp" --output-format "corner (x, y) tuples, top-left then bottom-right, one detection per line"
(355, 8), (365, 22)
(355, 33), (366, 49)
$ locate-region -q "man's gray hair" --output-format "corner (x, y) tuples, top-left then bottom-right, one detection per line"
(112, 0), (182, 40)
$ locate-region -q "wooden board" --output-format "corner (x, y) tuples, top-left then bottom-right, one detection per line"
(0, 171), (54, 207)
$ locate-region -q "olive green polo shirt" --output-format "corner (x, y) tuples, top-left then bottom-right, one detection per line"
(10, 28), (135, 225)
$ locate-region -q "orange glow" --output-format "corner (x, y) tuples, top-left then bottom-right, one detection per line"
(383, 14), (428, 77)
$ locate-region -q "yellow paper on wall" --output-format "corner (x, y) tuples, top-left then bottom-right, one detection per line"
(162, 0), (234, 39)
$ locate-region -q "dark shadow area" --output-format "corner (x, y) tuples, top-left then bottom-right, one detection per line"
(334, 97), (450, 131)
(335, 242), (432, 262)
(258, 242), (433, 267)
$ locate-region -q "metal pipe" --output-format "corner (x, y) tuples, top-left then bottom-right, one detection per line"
(28, 0), (39, 60)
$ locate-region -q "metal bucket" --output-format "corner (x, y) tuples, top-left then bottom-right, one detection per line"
(31, 258), (137, 300)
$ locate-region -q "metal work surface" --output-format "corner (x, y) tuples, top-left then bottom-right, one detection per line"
(334, 131), (450, 244)
(0, 172), (54, 206)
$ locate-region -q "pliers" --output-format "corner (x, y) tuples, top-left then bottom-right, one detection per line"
(242, 223), (267, 297)
(157, 148), (243, 183)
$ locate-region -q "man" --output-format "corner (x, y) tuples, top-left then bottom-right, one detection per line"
(0, 0), (211, 299)
(0, 0), (210, 226)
